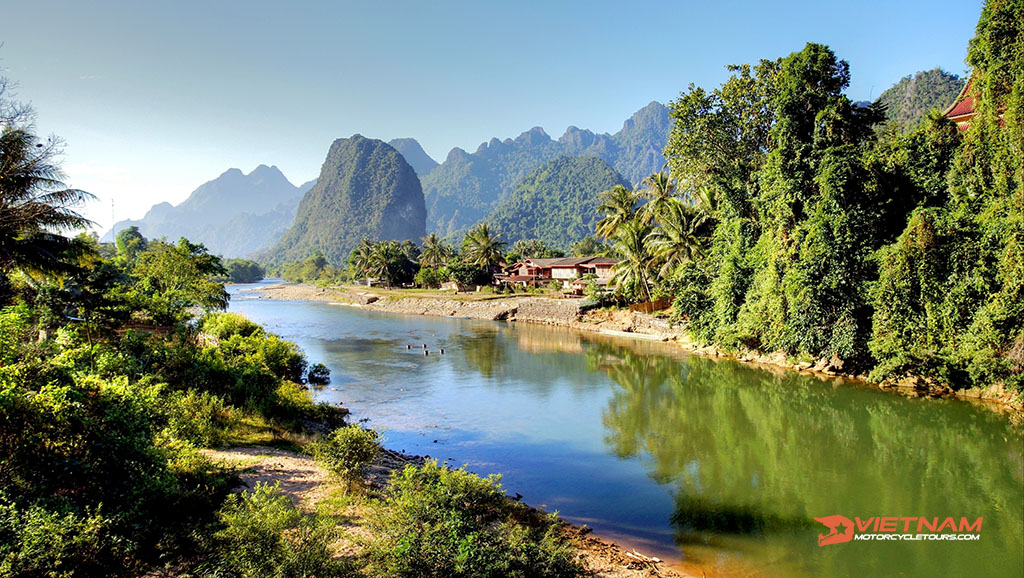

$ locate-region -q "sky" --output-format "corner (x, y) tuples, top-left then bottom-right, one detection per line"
(1, 0), (983, 234)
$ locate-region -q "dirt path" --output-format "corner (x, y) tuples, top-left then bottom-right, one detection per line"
(203, 446), (700, 578)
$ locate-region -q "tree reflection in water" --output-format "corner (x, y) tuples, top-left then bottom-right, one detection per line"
(590, 342), (1023, 576)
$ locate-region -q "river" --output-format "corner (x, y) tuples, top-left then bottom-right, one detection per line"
(228, 282), (1023, 577)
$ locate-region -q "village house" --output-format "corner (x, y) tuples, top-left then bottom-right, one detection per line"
(944, 78), (977, 131)
(498, 256), (618, 293)
(944, 76), (1008, 131)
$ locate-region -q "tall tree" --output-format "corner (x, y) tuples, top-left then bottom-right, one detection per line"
(129, 238), (228, 323)
(610, 220), (655, 303)
(638, 171), (677, 225)
(461, 224), (506, 268)
(419, 233), (452, 269)
(367, 241), (405, 288)
(114, 226), (148, 263)
(649, 198), (707, 276)
(348, 238), (374, 279)
(596, 185), (641, 240)
(0, 127), (94, 276)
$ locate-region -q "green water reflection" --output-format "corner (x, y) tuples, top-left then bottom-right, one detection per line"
(592, 344), (1023, 577)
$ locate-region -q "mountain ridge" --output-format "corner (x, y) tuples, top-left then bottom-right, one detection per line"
(265, 135), (426, 265)
(421, 101), (670, 237)
(102, 165), (308, 257)
(875, 68), (963, 131)
(485, 156), (630, 249)
(387, 138), (439, 177)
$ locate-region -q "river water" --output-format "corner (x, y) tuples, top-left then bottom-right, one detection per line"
(228, 282), (1023, 577)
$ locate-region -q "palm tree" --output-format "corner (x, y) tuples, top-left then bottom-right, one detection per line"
(461, 224), (506, 268)
(609, 220), (654, 303)
(348, 238), (374, 279)
(649, 198), (707, 276)
(596, 185), (641, 241)
(0, 128), (94, 275)
(691, 188), (717, 217)
(420, 233), (451, 269)
(639, 171), (677, 225)
(367, 241), (404, 288)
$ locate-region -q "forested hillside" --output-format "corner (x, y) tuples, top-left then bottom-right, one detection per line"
(660, 1), (1022, 393)
(485, 156), (630, 248)
(422, 102), (670, 237)
(266, 135), (426, 265)
(876, 68), (964, 130)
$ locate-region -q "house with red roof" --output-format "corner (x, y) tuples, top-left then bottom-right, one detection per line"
(499, 256), (619, 291)
(944, 78), (977, 131)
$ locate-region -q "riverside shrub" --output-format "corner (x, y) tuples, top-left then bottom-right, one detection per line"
(311, 425), (380, 489)
(164, 389), (230, 447)
(211, 482), (345, 578)
(307, 363), (331, 385)
(365, 461), (583, 578)
(201, 312), (264, 340)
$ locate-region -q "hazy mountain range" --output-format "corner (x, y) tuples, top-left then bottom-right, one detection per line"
(102, 165), (312, 257)
(388, 138), (439, 177)
(485, 156), (630, 248)
(106, 102), (670, 258)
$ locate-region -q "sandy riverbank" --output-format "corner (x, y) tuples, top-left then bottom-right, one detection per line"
(205, 445), (703, 577)
(249, 282), (1023, 415)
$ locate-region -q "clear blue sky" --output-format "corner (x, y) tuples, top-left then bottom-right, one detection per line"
(1, 0), (982, 232)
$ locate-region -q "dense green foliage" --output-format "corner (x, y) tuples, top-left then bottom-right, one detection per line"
(348, 240), (419, 287)
(662, 43), (891, 365)
(445, 262), (493, 287)
(267, 136), (426, 265)
(279, 251), (344, 284)
(123, 237), (229, 325)
(0, 213), (341, 575)
(114, 226), (147, 262)
(869, 0), (1023, 390)
(485, 156), (630, 248)
(1, 110), (94, 278)
(210, 482), (345, 578)
(0, 304), (339, 575)
(422, 103), (670, 237)
(365, 461), (583, 578)
(657, 5), (1022, 394)
(875, 68), (963, 131)
(224, 258), (265, 283)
